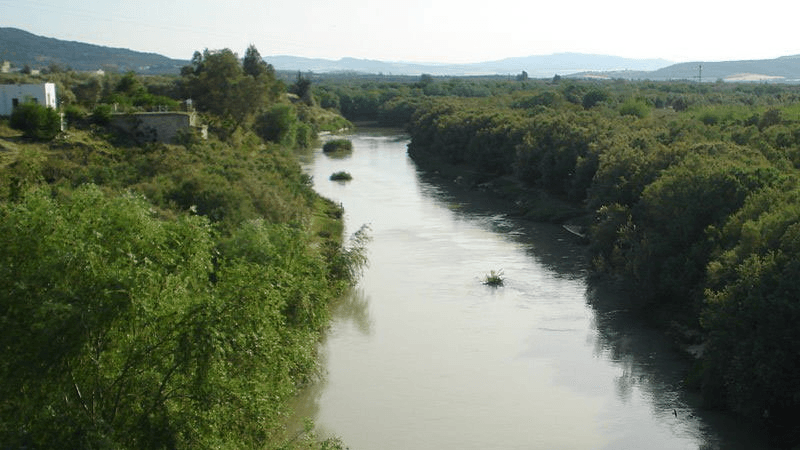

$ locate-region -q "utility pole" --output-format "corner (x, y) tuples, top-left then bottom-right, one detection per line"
(697, 64), (703, 83)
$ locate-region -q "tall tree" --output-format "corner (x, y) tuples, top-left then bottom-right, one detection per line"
(181, 48), (269, 132)
(243, 44), (272, 79)
(290, 71), (314, 106)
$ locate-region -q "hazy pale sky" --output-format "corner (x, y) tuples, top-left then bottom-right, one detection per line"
(2, 0), (799, 63)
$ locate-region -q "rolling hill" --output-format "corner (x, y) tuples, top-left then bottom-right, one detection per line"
(0, 27), (187, 74)
(574, 56), (800, 82)
(265, 53), (672, 77)
(2, 27), (800, 82)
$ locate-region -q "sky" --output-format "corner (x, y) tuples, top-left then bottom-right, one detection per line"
(2, 0), (799, 64)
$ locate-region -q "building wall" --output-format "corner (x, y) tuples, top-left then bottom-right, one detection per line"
(0, 83), (57, 116)
(110, 112), (206, 143)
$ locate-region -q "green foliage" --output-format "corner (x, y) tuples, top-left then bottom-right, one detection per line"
(72, 76), (103, 106)
(0, 129), (362, 447)
(622, 143), (778, 306)
(291, 72), (314, 106)
(618, 98), (651, 118)
(1, 57), (363, 449)
(329, 171), (352, 181)
(91, 103), (113, 125)
(483, 269), (504, 287)
(513, 90), (560, 109)
(62, 104), (88, 127)
(582, 88), (609, 109)
(102, 71), (180, 111)
(322, 138), (353, 154)
(9, 101), (61, 140)
(243, 44), (275, 80)
(255, 103), (299, 147)
(325, 224), (371, 284)
(181, 48), (278, 133)
(700, 185), (800, 441)
(0, 185), (215, 447)
(0, 183), (361, 448)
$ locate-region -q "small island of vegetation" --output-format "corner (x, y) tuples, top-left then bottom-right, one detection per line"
(330, 170), (353, 181)
(483, 269), (504, 287)
(322, 138), (353, 154)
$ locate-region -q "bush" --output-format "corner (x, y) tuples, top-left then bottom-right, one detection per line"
(483, 269), (504, 287)
(62, 104), (88, 129)
(91, 104), (113, 125)
(322, 139), (353, 154)
(582, 88), (609, 109)
(619, 99), (650, 118)
(329, 171), (352, 181)
(9, 102), (61, 140)
(295, 122), (314, 149)
(255, 104), (298, 147)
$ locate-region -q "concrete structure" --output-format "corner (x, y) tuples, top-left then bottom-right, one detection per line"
(110, 111), (207, 144)
(0, 83), (57, 116)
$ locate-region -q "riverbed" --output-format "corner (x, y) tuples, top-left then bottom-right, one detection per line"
(293, 128), (768, 450)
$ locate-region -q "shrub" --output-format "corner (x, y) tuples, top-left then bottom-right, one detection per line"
(295, 122), (314, 149)
(255, 104), (298, 146)
(582, 88), (609, 109)
(619, 99), (650, 118)
(322, 139), (353, 154)
(91, 104), (113, 125)
(62, 104), (88, 129)
(483, 269), (504, 287)
(9, 102), (61, 140)
(329, 171), (352, 181)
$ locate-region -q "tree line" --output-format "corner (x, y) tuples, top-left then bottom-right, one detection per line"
(1, 47), (360, 449)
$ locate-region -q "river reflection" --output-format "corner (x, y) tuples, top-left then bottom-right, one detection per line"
(292, 129), (769, 450)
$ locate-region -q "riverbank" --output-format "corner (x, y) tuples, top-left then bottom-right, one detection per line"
(0, 120), (362, 449)
(409, 154), (588, 223)
(410, 153), (700, 333)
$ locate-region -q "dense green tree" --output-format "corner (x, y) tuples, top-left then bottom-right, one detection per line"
(702, 186), (800, 442)
(10, 101), (61, 140)
(181, 48), (270, 131)
(0, 185), (217, 447)
(242, 44), (273, 79)
(582, 88), (609, 109)
(290, 72), (314, 106)
(72, 76), (103, 107)
(254, 104), (299, 147)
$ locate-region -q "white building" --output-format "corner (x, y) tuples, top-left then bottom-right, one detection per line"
(0, 83), (57, 116)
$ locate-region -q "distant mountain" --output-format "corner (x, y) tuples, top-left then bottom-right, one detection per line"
(266, 53), (672, 77)
(573, 55), (800, 83)
(0, 27), (187, 74)
(3, 27), (800, 82)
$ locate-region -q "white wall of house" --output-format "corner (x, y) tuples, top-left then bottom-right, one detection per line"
(0, 83), (57, 116)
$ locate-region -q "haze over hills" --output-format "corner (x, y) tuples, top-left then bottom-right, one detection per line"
(2, 27), (800, 82)
(578, 55), (800, 83)
(0, 27), (188, 74)
(264, 54), (672, 77)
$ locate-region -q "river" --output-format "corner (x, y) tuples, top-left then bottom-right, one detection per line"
(293, 128), (769, 450)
